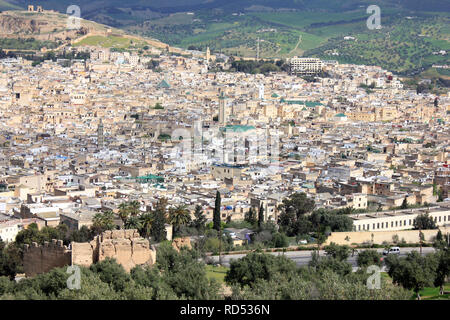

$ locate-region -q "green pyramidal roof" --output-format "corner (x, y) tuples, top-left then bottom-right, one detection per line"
(158, 79), (171, 88)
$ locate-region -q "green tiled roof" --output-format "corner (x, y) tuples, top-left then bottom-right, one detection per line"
(220, 125), (256, 132)
(281, 99), (323, 107)
(157, 79), (171, 88)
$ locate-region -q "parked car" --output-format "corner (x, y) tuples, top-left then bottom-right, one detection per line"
(383, 246), (400, 255)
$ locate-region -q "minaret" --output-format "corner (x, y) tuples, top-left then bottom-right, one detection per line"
(97, 118), (104, 148)
(206, 47), (210, 62)
(258, 83), (264, 100)
(218, 91), (227, 126)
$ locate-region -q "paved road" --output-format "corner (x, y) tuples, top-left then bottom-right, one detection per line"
(209, 247), (435, 270)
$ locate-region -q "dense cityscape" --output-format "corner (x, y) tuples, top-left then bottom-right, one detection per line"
(0, 2), (448, 306)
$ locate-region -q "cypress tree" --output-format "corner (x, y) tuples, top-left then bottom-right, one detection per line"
(258, 203), (264, 228)
(213, 191), (221, 231)
(151, 199), (168, 242)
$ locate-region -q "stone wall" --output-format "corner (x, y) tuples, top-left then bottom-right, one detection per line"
(23, 240), (71, 277)
(172, 237), (192, 252)
(95, 230), (156, 272)
(325, 227), (450, 246)
(24, 229), (156, 276)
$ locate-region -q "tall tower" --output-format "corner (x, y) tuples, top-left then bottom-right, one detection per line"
(206, 47), (210, 62)
(258, 83), (264, 100)
(97, 118), (104, 148)
(218, 91), (227, 126)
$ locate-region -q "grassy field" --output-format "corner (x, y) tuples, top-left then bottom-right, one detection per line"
(205, 265), (228, 284)
(73, 35), (147, 49)
(381, 272), (450, 300)
(419, 284), (450, 300)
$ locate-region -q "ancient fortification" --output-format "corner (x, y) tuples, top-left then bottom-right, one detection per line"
(23, 229), (156, 277)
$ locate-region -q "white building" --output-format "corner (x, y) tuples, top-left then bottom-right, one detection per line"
(288, 57), (324, 75)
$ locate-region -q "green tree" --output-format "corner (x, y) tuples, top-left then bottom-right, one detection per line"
(309, 252), (352, 277)
(271, 232), (289, 248)
(244, 207), (257, 225)
(125, 215), (142, 231)
(400, 197), (408, 209)
(225, 252), (297, 287)
(434, 250), (450, 295)
(139, 213), (154, 238)
(414, 213), (437, 230)
(258, 204), (264, 229)
(324, 243), (350, 261)
(90, 258), (131, 292)
(168, 205), (191, 237)
(150, 199), (168, 242)
(191, 205), (207, 233)
(357, 249), (382, 268)
(213, 191), (221, 231)
(118, 202), (131, 227)
(0, 239), (21, 279)
(92, 210), (116, 235)
(385, 251), (438, 299)
(69, 225), (93, 243)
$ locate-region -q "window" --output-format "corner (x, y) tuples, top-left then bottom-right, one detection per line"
(377, 223), (380, 229)
(395, 221), (398, 227)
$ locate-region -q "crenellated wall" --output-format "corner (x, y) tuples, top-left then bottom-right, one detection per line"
(23, 239), (72, 277)
(23, 229), (156, 276)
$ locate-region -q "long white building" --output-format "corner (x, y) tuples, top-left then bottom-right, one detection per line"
(351, 204), (450, 232)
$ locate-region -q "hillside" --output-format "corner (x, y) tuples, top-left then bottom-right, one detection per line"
(1, 1), (449, 75)
(0, 10), (176, 53)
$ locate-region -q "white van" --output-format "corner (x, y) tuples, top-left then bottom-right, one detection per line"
(383, 246), (400, 255)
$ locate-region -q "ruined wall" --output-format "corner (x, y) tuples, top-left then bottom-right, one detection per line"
(172, 237), (192, 252)
(96, 230), (156, 272)
(24, 229), (156, 276)
(23, 240), (71, 277)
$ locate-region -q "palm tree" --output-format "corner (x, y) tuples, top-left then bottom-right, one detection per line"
(139, 212), (154, 238)
(128, 200), (141, 216)
(92, 210), (115, 235)
(125, 215), (142, 230)
(168, 205), (191, 237)
(118, 202), (130, 228)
